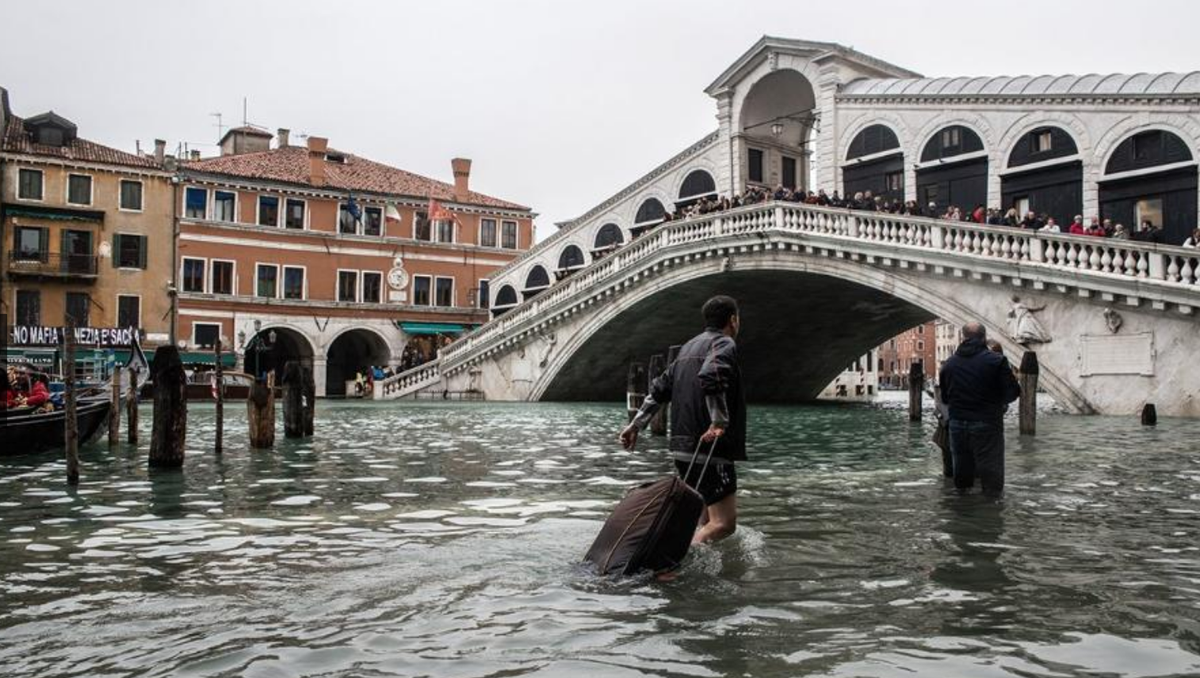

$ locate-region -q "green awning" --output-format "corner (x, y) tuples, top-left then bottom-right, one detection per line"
(397, 322), (474, 335)
(177, 351), (238, 367)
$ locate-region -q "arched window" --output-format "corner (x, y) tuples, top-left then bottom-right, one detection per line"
(594, 223), (624, 249)
(920, 125), (985, 162)
(846, 124), (900, 161)
(558, 245), (585, 270)
(634, 198), (666, 225)
(1105, 130), (1194, 175)
(1007, 126), (1079, 168)
(678, 169), (716, 200)
(524, 265), (550, 290)
(494, 285), (518, 307)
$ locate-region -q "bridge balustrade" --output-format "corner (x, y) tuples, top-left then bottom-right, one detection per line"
(373, 201), (1200, 398)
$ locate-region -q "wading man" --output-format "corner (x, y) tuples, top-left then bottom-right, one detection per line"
(939, 322), (1021, 497)
(619, 295), (746, 544)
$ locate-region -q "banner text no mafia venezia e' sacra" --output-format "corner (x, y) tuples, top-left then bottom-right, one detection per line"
(8, 326), (140, 348)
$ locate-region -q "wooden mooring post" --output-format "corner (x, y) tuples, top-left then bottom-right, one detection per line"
(282, 361), (305, 438)
(302, 366), (315, 437)
(1018, 351), (1039, 436)
(247, 373), (276, 449)
(214, 338), (224, 455)
(64, 324), (80, 486)
(126, 366), (139, 445)
(626, 362), (646, 422)
(149, 345), (187, 469)
(1141, 403), (1158, 426)
(108, 365), (121, 446)
(907, 361), (924, 422)
(647, 353), (666, 436)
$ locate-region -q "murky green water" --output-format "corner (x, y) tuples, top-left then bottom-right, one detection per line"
(2, 400), (1200, 678)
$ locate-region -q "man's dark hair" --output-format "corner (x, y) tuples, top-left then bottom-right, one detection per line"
(961, 321), (987, 341)
(703, 295), (739, 330)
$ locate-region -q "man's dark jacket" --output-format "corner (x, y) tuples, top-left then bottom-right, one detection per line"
(939, 337), (1021, 423)
(649, 329), (747, 461)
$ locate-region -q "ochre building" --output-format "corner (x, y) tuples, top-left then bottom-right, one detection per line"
(1, 89), (174, 368)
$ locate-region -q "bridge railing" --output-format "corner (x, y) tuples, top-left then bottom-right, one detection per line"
(438, 201), (1200, 376)
(374, 362), (442, 399)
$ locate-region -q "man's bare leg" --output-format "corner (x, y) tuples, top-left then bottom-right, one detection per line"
(692, 494), (736, 545)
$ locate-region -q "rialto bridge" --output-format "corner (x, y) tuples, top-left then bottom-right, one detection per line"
(374, 36), (1200, 415)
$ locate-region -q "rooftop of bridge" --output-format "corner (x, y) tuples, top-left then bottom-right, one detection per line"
(840, 71), (1200, 98)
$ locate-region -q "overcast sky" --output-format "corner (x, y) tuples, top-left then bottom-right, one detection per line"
(3, 0), (1198, 236)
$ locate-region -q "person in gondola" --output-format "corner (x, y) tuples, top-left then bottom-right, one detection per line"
(3, 367), (16, 409)
(17, 372), (51, 409)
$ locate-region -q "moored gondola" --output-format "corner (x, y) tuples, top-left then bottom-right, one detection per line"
(1, 341), (149, 456)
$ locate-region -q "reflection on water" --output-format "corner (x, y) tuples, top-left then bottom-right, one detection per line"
(2, 400), (1200, 677)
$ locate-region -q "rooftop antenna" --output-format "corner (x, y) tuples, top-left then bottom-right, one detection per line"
(210, 112), (224, 141)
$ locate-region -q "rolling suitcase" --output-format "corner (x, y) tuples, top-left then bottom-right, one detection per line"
(583, 440), (717, 576)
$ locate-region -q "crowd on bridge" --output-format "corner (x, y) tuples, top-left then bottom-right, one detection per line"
(661, 185), (1200, 248)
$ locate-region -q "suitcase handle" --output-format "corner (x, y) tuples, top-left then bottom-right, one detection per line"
(682, 438), (720, 489)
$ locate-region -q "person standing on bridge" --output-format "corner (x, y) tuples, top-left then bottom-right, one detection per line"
(939, 322), (1021, 497)
(619, 295), (746, 544)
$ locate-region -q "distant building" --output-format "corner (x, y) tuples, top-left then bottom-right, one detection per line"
(176, 128), (535, 396)
(819, 349), (880, 402)
(877, 321), (937, 388)
(934, 320), (958, 371)
(2, 91), (175, 370)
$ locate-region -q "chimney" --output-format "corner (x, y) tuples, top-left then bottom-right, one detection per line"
(277, 128), (290, 148)
(308, 136), (328, 187)
(189, 149), (201, 161)
(451, 157), (472, 202)
(154, 139), (166, 165)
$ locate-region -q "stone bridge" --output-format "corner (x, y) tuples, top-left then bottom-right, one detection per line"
(378, 202), (1200, 416)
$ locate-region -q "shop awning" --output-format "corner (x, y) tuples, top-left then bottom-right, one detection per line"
(397, 322), (475, 335)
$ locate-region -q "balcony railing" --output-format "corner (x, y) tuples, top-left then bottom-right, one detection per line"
(7, 251), (99, 279)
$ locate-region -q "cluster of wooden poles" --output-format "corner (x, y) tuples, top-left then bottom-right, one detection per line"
(62, 335), (316, 486)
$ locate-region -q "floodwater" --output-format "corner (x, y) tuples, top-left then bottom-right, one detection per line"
(2, 399), (1200, 678)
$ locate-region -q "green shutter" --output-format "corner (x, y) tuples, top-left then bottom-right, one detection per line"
(112, 234), (122, 268)
(138, 235), (147, 269)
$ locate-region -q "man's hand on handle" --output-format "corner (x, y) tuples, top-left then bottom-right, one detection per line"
(699, 424), (726, 443)
(618, 424), (639, 450)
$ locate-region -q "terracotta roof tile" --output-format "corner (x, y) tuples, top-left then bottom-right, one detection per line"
(2, 115), (160, 169)
(183, 146), (530, 211)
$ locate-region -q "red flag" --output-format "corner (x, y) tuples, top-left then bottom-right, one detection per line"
(428, 197), (455, 223)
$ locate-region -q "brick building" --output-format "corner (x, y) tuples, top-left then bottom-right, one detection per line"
(2, 89), (175, 370)
(176, 127), (535, 396)
(877, 320), (938, 388)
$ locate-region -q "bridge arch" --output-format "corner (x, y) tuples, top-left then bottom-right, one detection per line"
(842, 123), (905, 202)
(522, 264), (551, 301)
(592, 222), (625, 251)
(531, 255), (1090, 413)
(557, 244), (586, 275)
(676, 168), (717, 207)
(916, 121), (991, 215)
(1098, 126), (1198, 243)
(1001, 124), (1084, 227)
(737, 68), (818, 191)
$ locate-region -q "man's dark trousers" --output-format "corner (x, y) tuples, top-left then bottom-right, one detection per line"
(949, 419), (1005, 497)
